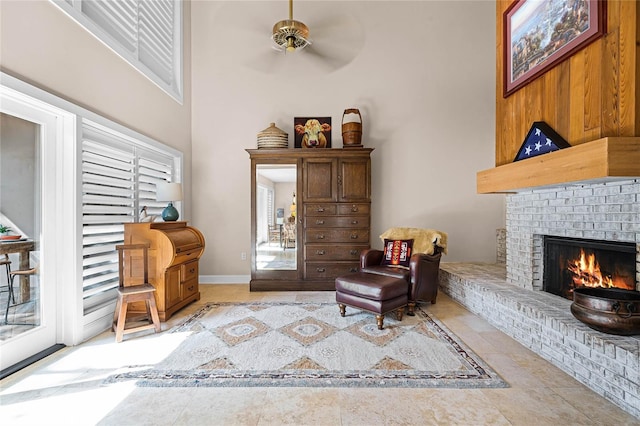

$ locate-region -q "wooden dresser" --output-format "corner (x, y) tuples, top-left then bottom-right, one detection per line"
(124, 221), (205, 320)
(248, 148), (372, 290)
(302, 153), (371, 282)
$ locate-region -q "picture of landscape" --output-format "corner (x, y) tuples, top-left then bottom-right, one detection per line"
(503, 0), (604, 97)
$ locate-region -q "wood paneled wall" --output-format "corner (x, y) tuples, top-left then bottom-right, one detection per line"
(495, 0), (639, 166)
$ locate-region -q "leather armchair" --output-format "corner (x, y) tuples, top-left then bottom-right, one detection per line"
(358, 234), (444, 315)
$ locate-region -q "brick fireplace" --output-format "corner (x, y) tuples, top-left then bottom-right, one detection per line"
(439, 178), (640, 418)
(505, 179), (640, 293)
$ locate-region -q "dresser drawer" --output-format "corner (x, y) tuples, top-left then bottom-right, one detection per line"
(304, 229), (370, 244)
(305, 244), (368, 261)
(181, 278), (198, 299)
(304, 204), (337, 216)
(181, 260), (198, 283)
(304, 216), (369, 228)
(304, 262), (359, 280)
(337, 203), (370, 216)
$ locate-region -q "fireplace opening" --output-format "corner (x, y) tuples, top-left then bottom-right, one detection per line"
(543, 236), (637, 300)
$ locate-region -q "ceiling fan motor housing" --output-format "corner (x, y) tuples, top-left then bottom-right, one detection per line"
(272, 19), (310, 51)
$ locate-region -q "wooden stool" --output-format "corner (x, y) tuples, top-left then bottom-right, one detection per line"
(113, 244), (161, 342)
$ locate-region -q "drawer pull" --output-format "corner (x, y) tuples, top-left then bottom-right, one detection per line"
(316, 267), (326, 273)
(351, 220), (359, 224)
(351, 205), (359, 212)
(315, 250), (326, 255)
(316, 207), (325, 212)
(315, 220), (325, 225)
(349, 267), (358, 273)
(350, 234), (359, 239)
(316, 234), (325, 240)
(189, 268), (196, 274)
(187, 285), (194, 292)
(350, 249), (358, 256)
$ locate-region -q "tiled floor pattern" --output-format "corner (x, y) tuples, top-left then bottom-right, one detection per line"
(1, 285), (638, 425)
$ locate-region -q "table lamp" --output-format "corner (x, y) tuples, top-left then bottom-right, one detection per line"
(156, 182), (183, 221)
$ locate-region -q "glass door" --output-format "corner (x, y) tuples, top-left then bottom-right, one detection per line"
(0, 109), (56, 371)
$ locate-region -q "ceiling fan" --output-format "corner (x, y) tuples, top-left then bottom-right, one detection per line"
(237, 0), (363, 73)
(271, 0), (311, 53)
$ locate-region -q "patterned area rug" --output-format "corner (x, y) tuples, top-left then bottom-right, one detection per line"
(104, 302), (507, 388)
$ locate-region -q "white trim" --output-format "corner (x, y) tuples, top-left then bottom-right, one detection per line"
(0, 73), (182, 160)
(199, 275), (251, 284)
(0, 79), (80, 368)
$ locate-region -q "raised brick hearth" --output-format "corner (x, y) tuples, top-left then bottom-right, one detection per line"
(439, 179), (640, 418)
(439, 263), (640, 419)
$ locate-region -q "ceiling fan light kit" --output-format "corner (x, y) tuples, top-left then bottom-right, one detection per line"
(272, 0), (310, 53)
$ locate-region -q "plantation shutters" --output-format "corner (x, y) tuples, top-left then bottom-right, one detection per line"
(267, 188), (274, 225)
(53, 0), (183, 103)
(81, 120), (175, 314)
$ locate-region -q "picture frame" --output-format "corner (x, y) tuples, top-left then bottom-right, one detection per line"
(294, 117), (332, 148)
(503, 0), (606, 98)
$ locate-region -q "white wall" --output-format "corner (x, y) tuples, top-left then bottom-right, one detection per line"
(0, 113), (38, 238)
(191, 1), (505, 276)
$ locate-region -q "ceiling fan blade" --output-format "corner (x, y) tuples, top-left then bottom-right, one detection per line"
(304, 13), (365, 71)
(244, 48), (288, 74)
(299, 44), (350, 72)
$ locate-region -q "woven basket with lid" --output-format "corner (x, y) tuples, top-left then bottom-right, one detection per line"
(257, 123), (288, 149)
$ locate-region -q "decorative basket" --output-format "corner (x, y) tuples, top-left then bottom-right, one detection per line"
(257, 123), (288, 149)
(342, 109), (362, 148)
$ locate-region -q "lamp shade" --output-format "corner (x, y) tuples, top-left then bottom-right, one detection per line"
(156, 182), (183, 202)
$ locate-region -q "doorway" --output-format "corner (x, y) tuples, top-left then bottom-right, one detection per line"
(0, 92), (68, 372)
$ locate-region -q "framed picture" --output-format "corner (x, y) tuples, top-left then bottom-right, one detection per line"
(503, 0), (606, 98)
(294, 117), (332, 148)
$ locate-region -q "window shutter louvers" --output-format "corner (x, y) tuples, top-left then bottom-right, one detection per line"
(139, 0), (174, 84)
(51, 0), (182, 102)
(81, 121), (177, 314)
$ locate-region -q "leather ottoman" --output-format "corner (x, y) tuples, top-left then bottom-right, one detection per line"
(335, 272), (408, 329)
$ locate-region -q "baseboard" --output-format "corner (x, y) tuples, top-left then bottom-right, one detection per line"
(199, 275), (250, 284)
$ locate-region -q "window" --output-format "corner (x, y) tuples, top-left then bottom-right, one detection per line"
(81, 119), (177, 314)
(52, 0), (183, 103)
(1, 71), (183, 344)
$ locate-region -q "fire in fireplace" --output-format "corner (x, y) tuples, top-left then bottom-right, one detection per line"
(543, 236), (637, 300)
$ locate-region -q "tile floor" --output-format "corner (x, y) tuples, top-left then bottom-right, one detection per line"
(1, 284), (638, 425)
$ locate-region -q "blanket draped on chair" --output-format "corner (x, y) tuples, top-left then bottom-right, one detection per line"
(379, 227), (448, 255)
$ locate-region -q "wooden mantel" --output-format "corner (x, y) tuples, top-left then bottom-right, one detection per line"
(477, 137), (640, 194)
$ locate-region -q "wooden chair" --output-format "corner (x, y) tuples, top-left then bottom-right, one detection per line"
(268, 224), (281, 246)
(1, 254), (15, 305)
(4, 263), (37, 325)
(113, 244), (161, 342)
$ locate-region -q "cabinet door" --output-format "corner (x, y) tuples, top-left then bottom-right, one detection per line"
(338, 157), (370, 202)
(303, 158), (337, 202)
(165, 266), (182, 309)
